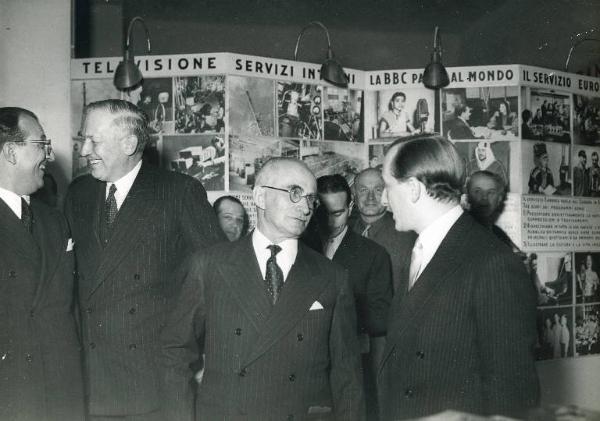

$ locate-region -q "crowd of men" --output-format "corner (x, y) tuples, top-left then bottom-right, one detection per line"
(1, 101), (540, 421)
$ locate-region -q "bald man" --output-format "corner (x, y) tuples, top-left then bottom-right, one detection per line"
(161, 157), (364, 420)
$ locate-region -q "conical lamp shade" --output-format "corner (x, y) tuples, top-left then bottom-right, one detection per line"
(320, 47), (349, 88)
(114, 57), (143, 90)
(423, 53), (450, 89)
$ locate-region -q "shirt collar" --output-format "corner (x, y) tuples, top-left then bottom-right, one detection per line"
(323, 226), (348, 260)
(106, 160), (142, 208)
(252, 228), (298, 281)
(0, 186), (29, 219)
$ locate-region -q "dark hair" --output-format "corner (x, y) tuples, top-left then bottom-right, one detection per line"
(317, 174), (351, 206)
(388, 92), (406, 111)
(213, 195), (249, 236)
(578, 150), (587, 158)
(0, 107), (39, 148)
(83, 99), (149, 153)
(386, 134), (465, 203)
(467, 170), (507, 196)
(592, 151), (598, 159)
(522, 109), (532, 122)
(454, 104), (469, 118)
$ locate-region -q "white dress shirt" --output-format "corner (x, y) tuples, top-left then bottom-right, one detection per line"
(323, 226), (347, 260)
(252, 228), (297, 281)
(105, 160), (142, 209)
(413, 205), (463, 281)
(0, 186), (29, 219)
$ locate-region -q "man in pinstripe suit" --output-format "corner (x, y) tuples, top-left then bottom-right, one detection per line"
(378, 135), (539, 420)
(161, 158), (365, 421)
(64, 99), (225, 420)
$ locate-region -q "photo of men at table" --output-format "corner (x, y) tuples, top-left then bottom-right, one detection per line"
(441, 86), (519, 141)
(521, 87), (571, 143)
(573, 94), (600, 146)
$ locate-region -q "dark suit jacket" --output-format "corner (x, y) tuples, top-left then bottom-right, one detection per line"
(304, 229), (393, 337)
(350, 212), (416, 293)
(64, 162), (225, 416)
(161, 236), (365, 421)
(378, 213), (540, 420)
(448, 118), (481, 140)
(0, 198), (84, 421)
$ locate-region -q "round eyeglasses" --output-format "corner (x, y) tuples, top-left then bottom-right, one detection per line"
(261, 185), (319, 209)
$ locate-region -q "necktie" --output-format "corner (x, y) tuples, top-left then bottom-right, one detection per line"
(105, 184), (118, 226)
(21, 198), (33, 233)
(361, 224), (371, 238)
(265, 244), (284, 304)
(408, 240), (423, 290)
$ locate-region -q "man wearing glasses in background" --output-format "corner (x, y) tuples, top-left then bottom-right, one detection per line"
(161, 157), (364, 421)
(0, 107), (85, 420)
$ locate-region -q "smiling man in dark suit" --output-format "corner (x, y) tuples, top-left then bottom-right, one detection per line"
(161, 157), (364, 421)
(64, 99), (225, 420)
(378, 135), (539, 420)
(0, 107), (84, 420)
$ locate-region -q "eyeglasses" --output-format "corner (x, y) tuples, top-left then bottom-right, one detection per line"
(13, 139), (53, 158)
(262, 185), (319, 209)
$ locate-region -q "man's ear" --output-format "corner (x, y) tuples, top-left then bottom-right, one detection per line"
(253, 185), (266, 210)
(407, 177), (422, 203)
(120, 135), (139, 156)
(2, 142), (18, 165)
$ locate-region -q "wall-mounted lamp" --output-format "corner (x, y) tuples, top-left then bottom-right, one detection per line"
(422, 26), (450, 90)
(114, 16), (152, 90)
(564, 37), (600, 72)
(294, 21), (349, 88)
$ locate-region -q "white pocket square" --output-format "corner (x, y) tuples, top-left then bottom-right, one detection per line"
(309, 301), (324, 311)
(66, 238), (75, 252)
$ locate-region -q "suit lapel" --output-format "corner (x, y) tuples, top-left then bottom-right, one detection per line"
(244, 244), (329, 366)
(88, 164), (159, 298)
(0, 199), (39, 261)
(381, 214), (473, 371)
(217, 236), (272, 332)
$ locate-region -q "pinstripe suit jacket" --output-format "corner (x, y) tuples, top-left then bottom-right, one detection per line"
(0, 198), (84, 421)
(64, 162), (225, 416)
(378, 213), (540, 420)
(161, 236), (365, 421)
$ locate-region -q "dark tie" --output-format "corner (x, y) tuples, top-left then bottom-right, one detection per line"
(265, 244), (284, 304)
(361, 224), (371, 238)
(21, 198), (33, 233)
(105, 184), (118, 226)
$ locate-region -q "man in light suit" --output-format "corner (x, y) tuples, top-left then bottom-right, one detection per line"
(0, 107), (85, 420)
(64, 99), (225, 420)
(161, 158), (364, 421)
(378, 135), (539, 420)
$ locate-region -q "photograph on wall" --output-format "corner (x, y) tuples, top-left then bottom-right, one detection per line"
(535, 307), (574, 360)
(520, 87), (571, 143)
(161, 134), (226, 191)
(575, 252), (600, 305)
(208, 191), (256, 242)
(525, 252), (574, 307)
(174, 75), (225, 134)
(323, 87), (363, 142)
(300, 139), (365, 183)
(442, 86), (519, 141)
(129, 78), (174, 134)
(572, 146), (600, 197)
(573, 94), (600, 146)
(277, 82), (323, 140)
(366, 88), (436, 140)
(522, 141), (571, 196)
(454, 141), (510, 191)
(229, 135), (299, 193)
(575, 304), (600, 357)
(228, 76), (275, 138)
(71, 79), (123, 137)
(368, 143), (389, 170)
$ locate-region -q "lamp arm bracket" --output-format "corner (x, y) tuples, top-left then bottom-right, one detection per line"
(126, 16), (152, 54)
(293, 21), (331, 61)
(564, 37), (600, 72)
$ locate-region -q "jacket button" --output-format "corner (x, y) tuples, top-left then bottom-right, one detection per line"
(297, 333), (303, 341)
(86, 308), (93, 314)
(239, 368), (247, 377)
(89, 342), (96, 349)
(25, 354), (33, 362)
(288, 374), (296, 382)
(404, 388), (414, 398)
(129, 307), (136, 314)
(416, 351), (425, 359)
(235, 328), (242, 336)
(133, 273), (141, 280)
(129, 344), (137, 350)
(8, 270), (16, 278)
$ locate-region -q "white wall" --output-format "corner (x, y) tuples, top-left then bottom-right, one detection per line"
(0, 0), (72, 198)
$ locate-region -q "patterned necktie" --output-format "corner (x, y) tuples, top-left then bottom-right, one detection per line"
(408, 240), (423, 290)
(361, 224), (371, 238)
(105, 184), (118, 226)
(265, 244), (284, 304)
(21, 198), (33, 233)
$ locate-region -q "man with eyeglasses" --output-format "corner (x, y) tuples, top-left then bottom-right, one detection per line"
(0, 107), (85, 420)
(64, 99), (225, 421)
(161, 157), (364, 421)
